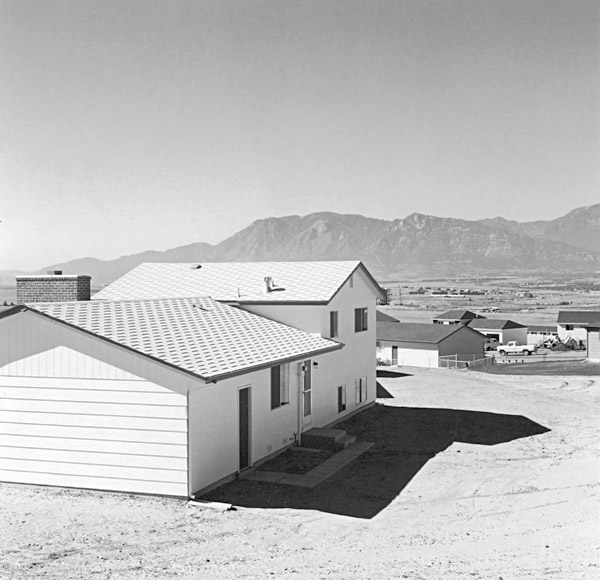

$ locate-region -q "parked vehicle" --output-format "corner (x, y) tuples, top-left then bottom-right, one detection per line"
(496, 341), (537, 356)
(484, 337), (500, 351)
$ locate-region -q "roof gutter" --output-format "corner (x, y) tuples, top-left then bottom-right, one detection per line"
(205, 341), (344, 383)
(11, 305), (345, 386)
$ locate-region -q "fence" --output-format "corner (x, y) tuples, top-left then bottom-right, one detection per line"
(438, 354), (496, 369)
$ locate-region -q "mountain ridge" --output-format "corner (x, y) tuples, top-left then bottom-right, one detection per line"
(3, 205), (599, 285)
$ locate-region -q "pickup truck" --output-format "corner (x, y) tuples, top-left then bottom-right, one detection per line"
(496, 341), (537, 356)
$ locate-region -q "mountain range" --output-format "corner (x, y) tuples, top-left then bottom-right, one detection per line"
(4, 204), (599, 286)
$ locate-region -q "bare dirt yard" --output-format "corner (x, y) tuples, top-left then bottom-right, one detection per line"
(1, 367), (598, 579)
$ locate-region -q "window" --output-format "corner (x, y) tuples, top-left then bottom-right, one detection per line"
(565, 325), (574, 331)
(337, 385), (346, 413)
(271, 364), (289, 409)
(330, 311), (338, 338)
(355, 376), (367, 404)
(354, 307), (368, 332)
(349, 274), (354, 288)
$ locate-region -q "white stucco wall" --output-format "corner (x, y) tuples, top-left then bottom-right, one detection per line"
(187, 366), (302, 494)
(243, 266), (378, 429)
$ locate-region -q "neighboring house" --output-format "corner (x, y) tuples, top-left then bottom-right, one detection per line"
(376, 321), (485, 368)
(376, 309), (401, 323)
(467, 318), (528, 345)
(0, 297), (345, 497)
(527, 325), (558, 345)
(557, 310), (600, 347)
(432, 309), (485, 325)
(587, 320), (600, 362)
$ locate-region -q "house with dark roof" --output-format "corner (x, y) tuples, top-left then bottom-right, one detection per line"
(467, 318), (528, 345)
(0, 261), (385, 497)
(376, 309), (401, 323)
(376, 321), (485, 368)
(557, 310), (600, 355)
(432, 309), (485, 325)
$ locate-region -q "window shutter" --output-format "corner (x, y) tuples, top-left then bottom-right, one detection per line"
(271, 366), (281, 409)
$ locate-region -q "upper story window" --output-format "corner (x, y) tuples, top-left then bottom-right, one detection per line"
(271, 364), (289, 409)
(354, 307), (368, 332)
(330, 311), (338, 338)
(349, 274), (353, 288)
(565, 324), (574, 331)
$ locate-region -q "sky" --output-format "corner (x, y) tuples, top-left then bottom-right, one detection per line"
(1, 0), (598, 271)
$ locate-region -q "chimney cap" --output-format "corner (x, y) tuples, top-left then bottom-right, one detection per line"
(47, 270), (63, 275)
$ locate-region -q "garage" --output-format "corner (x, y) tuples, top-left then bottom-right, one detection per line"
(0, 307), (189, 496)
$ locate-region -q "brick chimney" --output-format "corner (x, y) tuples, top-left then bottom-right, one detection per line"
(16, 271), (92, 303)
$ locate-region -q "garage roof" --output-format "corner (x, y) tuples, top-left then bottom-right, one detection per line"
(557, 310), (600, 325)
(432, 309), (485, 321)
(5, 297), (342, 382)
(377, 321), (482, 344)
(468, 319), (526, 330)
(92, 261), (386, 304)
(376, 310), (400, 323)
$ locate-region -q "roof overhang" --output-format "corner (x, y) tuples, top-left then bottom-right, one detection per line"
(0, 305), (344, 384)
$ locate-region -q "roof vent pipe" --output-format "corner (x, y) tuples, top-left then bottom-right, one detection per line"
(47, 270), (63, 275)
(264, 276), (273, 293)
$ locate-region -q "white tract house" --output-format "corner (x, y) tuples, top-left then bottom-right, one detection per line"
(0, 298), (343, 496)
(467, 318), (528, 345)
(376, 321), (485, 368)
(1, 261), (385, 497)
(94, 261), (386, 432)
(557, 310), (600, 348)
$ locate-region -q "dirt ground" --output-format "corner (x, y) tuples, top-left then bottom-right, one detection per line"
(1, 367), (598, 579)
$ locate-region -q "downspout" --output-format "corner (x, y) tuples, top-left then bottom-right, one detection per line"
(186, 389), (191, 499)
(297, 362), (303, 446)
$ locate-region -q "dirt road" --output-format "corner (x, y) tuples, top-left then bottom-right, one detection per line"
(1, 368), (598, 579)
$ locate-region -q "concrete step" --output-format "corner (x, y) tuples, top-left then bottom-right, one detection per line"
(334, 434), (356, 450)
(301, 428), (348, 450)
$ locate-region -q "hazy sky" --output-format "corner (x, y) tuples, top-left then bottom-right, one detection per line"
(1, 0), (598, 271)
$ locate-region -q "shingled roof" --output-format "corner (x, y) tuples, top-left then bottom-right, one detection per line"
(92, 261), (386, 304)
(432, 309), (485, 321)
(468, 319), (526, 330)
(377, 321), (483, 344)
(557, 310), (600, 325)
(376, 310), (400, 323)
(5, 297), (342, 382)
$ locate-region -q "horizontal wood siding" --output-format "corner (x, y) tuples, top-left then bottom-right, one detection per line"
(0, 312), (190, 497)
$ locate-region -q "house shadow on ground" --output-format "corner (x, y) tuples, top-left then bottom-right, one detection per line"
(376, 369), (412, 398)
(201, 404), (550, 519)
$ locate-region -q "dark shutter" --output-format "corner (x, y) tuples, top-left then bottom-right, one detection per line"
(271, 366), (281, 409)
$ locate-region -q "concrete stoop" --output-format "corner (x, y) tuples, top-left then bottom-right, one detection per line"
(300, 427), (356, 451)
(242, 441), (374, 489)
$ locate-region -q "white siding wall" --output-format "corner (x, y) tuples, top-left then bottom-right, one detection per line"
(244, 266), (377, 429)
(0, 311), (190, 496)
(377, 342), (439, 368)
(557, 324), (589, 343)
(587, 329), (600, 362)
